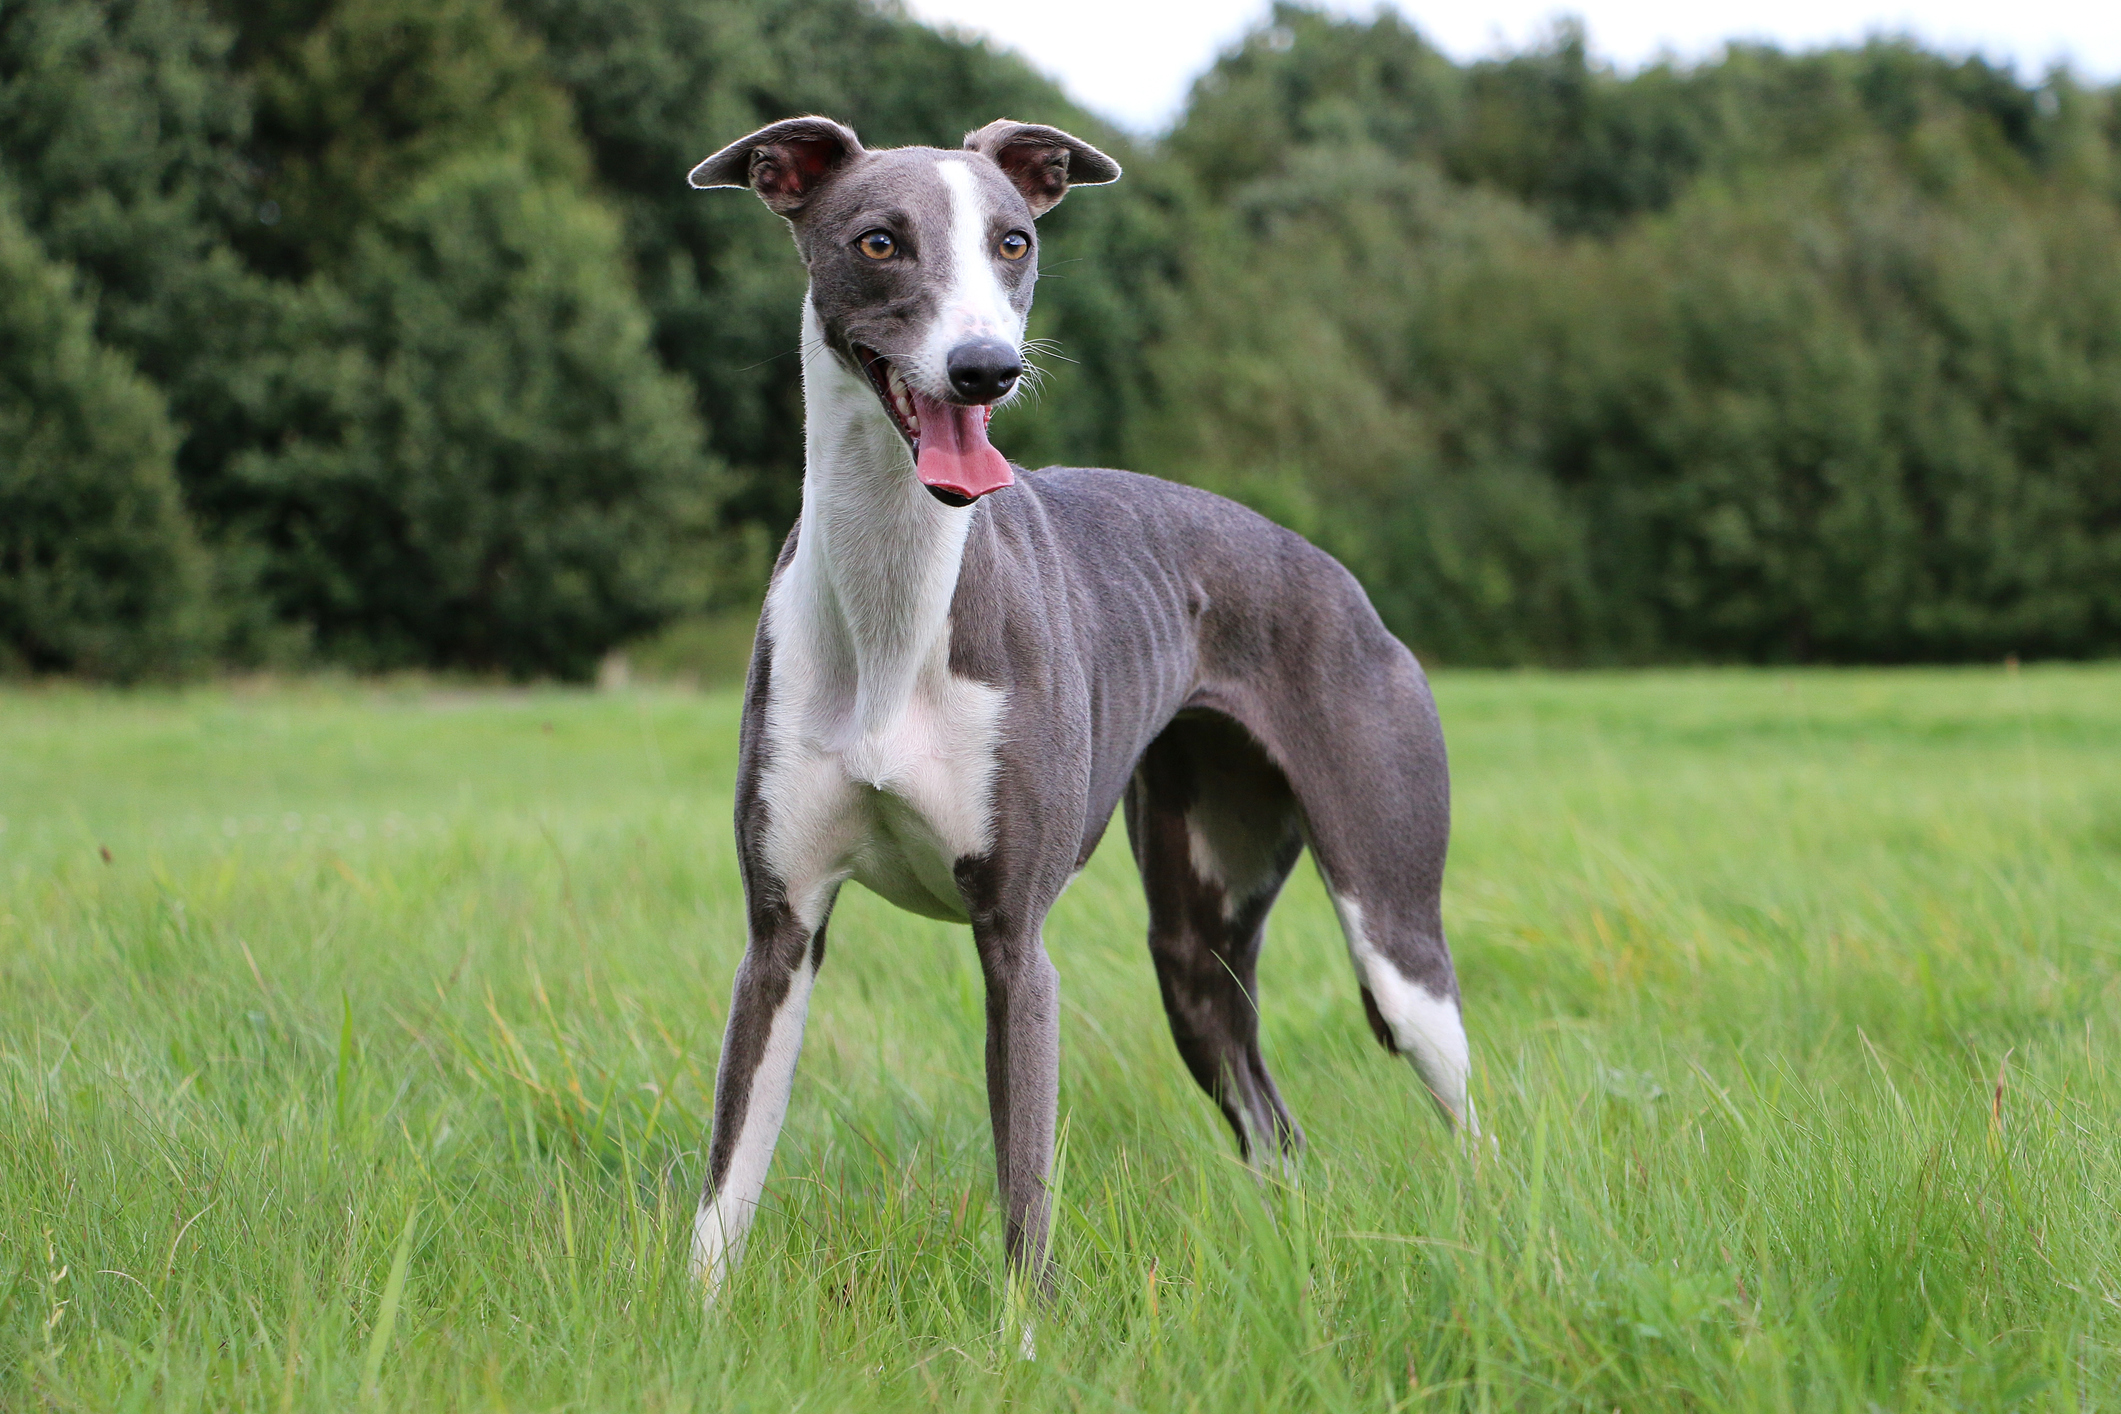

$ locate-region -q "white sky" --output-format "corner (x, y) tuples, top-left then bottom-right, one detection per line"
(905, 0), (2121, 133)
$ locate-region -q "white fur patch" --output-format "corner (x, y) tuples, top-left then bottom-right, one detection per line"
(1329, 893), (1476, 1133)
(693, 956), (818, 1300)
(1184, 815), (1252, 924)
(1184, 807), (1290, 922)
(698, 296), (1011, 1298)
(751, 299), (1008, 925)
(912, 159), (1023, 389)
(1185, 815), (1224, 889)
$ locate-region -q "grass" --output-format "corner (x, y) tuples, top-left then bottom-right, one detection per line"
(2, 665), (2118, 1411)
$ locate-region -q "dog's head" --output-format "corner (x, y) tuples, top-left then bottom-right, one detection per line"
(689, 117), (1120, 504)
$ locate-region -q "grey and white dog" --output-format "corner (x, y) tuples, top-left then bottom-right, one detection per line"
(686, 115), (1476, 1302)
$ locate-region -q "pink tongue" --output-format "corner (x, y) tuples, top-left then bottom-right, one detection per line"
(913, 393), (1014, 501)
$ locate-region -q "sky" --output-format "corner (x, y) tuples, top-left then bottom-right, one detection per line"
(904, 0), (2121, 133)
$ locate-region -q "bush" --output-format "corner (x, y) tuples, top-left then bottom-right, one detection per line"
(226, 152), (723, 678)
(1136, 14), (2121, 665)
(8, 0), (2120, 674)
(0, 0), (275, 503)
(189, 0), (732, 676)
(0, 191), (211, 677)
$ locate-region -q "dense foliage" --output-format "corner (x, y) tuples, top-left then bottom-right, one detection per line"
(1139, 10), (2121, 664)
(0, 182), (210, 677)
(2, 0), (2117, 674)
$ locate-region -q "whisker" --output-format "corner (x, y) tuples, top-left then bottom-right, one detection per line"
(738, 346), (805, 373)
(1022, 336), (1078, 363)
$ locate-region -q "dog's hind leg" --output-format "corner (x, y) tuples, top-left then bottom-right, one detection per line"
(1266, 648), (1476, 1137)
(1125, 711), (1307, 1165)
(1320, 881), (1475, 1135)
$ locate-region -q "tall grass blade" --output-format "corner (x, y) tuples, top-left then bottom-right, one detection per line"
(360, 1205), (418, 1402)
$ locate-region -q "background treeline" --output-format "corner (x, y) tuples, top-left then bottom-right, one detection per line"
(3, 0), (2117, 677)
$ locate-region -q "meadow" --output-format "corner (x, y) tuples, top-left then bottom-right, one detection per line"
(1, 666), (2117, 1411)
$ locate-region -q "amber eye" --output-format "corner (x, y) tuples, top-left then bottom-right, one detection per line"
(998, 230), (1030, 261)
(857, 230), (896, 260)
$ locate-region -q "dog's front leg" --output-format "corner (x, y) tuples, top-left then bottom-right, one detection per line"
(692, 888), (830, 1301)
(973, 924), (1061, 1295)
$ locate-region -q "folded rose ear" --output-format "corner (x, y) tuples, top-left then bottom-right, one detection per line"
(963, 120), (1121, 217)
(689, 117), (864, 215)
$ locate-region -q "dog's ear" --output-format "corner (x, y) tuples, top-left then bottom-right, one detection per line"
(689, 117), (863, 215)
(963, 120), (1121, 217)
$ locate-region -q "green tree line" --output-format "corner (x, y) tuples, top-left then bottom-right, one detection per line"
(3, 0), (2116, 676)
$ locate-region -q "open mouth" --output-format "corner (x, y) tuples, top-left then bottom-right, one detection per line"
(854, 346), (1015, 507)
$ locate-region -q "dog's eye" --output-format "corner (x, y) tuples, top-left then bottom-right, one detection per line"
(997, 231), (1030, 261)
(857, 230), (896, 260)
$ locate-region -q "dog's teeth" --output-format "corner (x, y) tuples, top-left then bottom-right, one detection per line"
(881, 363), (921, 439)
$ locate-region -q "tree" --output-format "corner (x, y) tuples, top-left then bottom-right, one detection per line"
(0, 188), (211, 677)
(0, 0), (274, 505)
(225, 151), (722, 676)
(213, 0), (727, 675)
(1142, 10), (2121, 663)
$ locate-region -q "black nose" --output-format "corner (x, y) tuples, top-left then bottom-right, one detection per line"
(946, 338), (1022, 403)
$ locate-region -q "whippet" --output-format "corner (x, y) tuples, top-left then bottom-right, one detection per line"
(686, 116), (1475, 1304)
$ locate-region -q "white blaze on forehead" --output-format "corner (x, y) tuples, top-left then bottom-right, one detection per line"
(933, 158), (1023, 346)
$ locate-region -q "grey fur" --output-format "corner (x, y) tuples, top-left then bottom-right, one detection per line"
(693, 118), (1468, 1300)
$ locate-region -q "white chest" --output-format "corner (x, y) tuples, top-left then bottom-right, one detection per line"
(753, 614), (1005, 928)
(752, 295), (1011, 929)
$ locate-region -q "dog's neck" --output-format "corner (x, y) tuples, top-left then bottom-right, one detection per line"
(777, 296), (975, 736)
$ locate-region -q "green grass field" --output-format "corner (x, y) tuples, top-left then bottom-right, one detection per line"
(3, 667), (2118, 1411)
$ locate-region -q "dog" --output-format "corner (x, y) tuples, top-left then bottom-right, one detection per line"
(686, 116), (1475, 1305)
